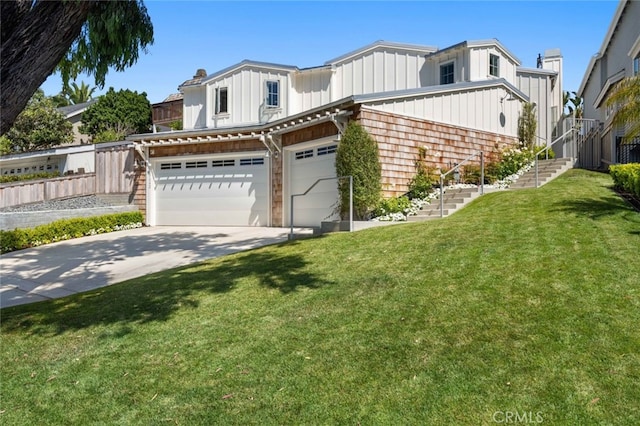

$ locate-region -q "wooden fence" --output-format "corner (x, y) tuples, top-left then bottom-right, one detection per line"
(0, 174), (96, 209)
(95, 144), (135, 194)
(1, 142), (138, 209)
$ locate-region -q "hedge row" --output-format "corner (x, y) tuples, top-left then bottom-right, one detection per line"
(0, 171), (61, 184)
(610, 163), (640, 197)
(0, 211), (144, 254)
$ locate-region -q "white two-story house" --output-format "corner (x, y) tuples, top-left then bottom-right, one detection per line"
(129, 39), (562, 228)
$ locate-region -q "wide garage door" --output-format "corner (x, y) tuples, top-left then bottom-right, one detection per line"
(287, 139), (340, 227)
(152, 153), (268, 226)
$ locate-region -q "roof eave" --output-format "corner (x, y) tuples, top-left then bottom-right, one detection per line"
(577, 0), (629, 96)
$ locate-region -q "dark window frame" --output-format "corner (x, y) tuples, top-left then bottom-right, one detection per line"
(440, 62), (454, 85)
(489, 54), (500, 77)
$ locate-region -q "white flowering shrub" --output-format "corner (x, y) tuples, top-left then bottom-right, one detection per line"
(496, 145), (534, 179)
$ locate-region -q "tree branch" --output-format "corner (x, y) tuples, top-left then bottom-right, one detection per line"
(1, 0), (95, 135)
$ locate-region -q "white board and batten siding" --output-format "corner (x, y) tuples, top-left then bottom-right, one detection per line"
(284, 137), (340, 227)
(205, 66), (292, 128)
(182, 86), (207, 129)
(331, 48), (429, 99)
(291, 68), (332, 113)
(149, 152), (269, 227)
(364, 86), (520, 137)
(517, 71), (553, 144)
(468, 47), (518, 83)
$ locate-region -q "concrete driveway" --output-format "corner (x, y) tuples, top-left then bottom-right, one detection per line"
(0, 226), (310, 309)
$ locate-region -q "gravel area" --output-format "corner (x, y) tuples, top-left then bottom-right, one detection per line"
(0, 195), (115, 213)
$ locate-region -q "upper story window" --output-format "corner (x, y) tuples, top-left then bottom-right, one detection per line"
(266, 80), (279, 108)
(489, 54), (500, 77)
(215, 87), (228, 114)
(440, 62), (454, 85)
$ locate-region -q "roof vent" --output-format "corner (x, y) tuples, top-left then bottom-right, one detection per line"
(194, 69), (207, 78)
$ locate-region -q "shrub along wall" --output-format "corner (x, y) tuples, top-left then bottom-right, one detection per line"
(610, 163), (640, 197)
(0, 211), (144, 254)
(356, 106), (518, 197)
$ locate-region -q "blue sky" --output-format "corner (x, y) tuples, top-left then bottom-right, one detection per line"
(40, 0), (620, 104)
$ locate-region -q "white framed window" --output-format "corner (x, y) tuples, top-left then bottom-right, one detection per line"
(266, 80), (279, 108)
(212, 159), (235, 167)
(317, 145), (337, 156)
(489, 54), (500, 77)
(239, 158), (265, 166)
(215, 87), (228, 114)
(440, 62), (454, 85)
(160, 162), (182, 170)
(295, 149), (313, 160)
(185, 161), (207, 169)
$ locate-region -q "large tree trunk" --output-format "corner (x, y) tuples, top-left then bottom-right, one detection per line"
(1, 0), (94, 135)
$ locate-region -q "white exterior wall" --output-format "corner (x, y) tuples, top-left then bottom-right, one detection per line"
(365, 87), (520, 137)
(542, 53), (563, 139)
(425, 49), (466, 86)
(183, 87), (206, 129)
(332, 48), (428, 99)
(62, 151), (95, 174)
(517, 71), (552, 145)
(205, 67), (291, 129)
(469, 47), (517, 83)
(291, 69), (332, 113)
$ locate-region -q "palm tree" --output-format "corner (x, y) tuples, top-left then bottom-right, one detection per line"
(66, 81), (96, 105)
(50, 92), (70, 107)
(607, 75), (640, 142)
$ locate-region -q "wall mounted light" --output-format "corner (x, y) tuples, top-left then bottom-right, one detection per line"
(500, 92), (515, 103)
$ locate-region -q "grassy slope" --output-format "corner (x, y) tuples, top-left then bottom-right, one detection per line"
(1, 170), (639, 425)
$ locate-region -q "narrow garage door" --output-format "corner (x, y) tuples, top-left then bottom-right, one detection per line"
(288, 141), (340, 227)
(153, 154), (269, 226)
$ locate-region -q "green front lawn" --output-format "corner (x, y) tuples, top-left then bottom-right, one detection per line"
(1, 169), (639, 425)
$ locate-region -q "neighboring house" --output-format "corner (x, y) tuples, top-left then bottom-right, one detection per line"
(577, 0), (640, 167)
(128, 39), (563, 228)
(58, 100), (97, 145)
(0, 100), (97, 177)
(152, 92), (184, 132)
(0, 144), (95, 177)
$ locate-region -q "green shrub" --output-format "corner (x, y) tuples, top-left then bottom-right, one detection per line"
(373, 196), (411, 217)
(496, 145), (534, 180)
(610, 163), (640, 197)
(0, 171), (61, 184)
(462, 164), (499, 184)
(335, 122), (382, 219)
(0, 211), (144, 254)
(408, 167), (435, 199)
(535, 147), (556, 160)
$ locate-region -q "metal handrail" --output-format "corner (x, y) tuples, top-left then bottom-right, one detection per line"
(533, 128), (574, 187)
(289, 175), (353, 239)
(439, 150), (484, 218)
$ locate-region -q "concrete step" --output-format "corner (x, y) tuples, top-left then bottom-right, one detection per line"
(510, 158), (573, 189)
(408, 186), (485, 221)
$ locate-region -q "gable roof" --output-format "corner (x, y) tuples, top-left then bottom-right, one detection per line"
(578, 0), (629, 96)
(426, 39), (521, 65)
(180, 60), (298, 89)
(353, 78), (528, 104)
(57, 99), (97, 119)
(162, 93), (183, 103)
(325, 40), (438, 65)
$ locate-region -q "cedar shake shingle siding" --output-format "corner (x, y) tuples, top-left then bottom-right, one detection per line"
(357, 106), (516, 197)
